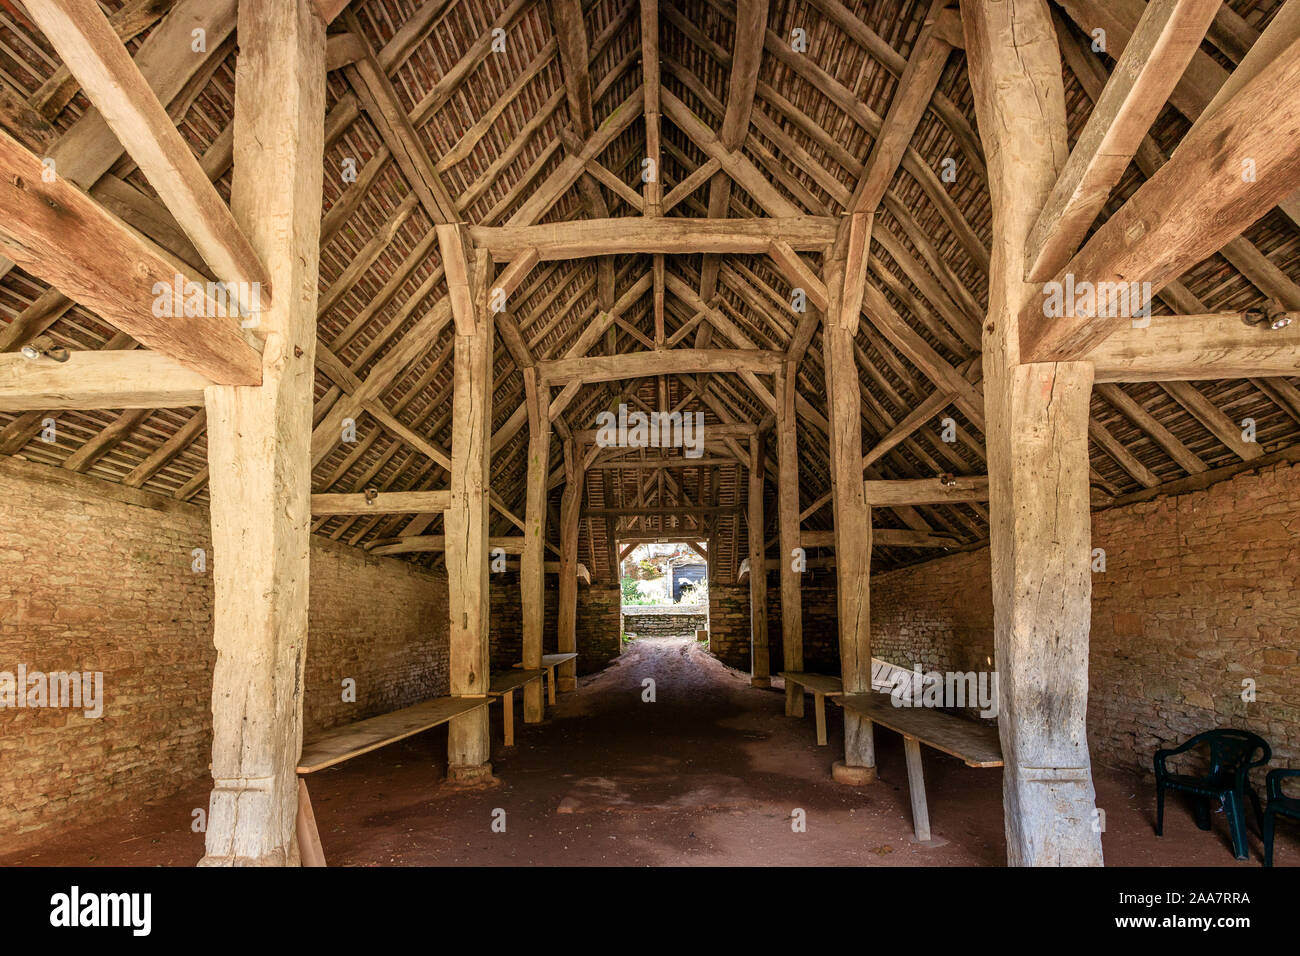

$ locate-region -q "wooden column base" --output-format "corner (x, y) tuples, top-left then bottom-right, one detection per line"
(831, 760), (877, 786)
(447, 763), (496, 785)
(750, 676), (772, 688)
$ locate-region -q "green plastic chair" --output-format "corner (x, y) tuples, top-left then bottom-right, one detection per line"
(1154, 729), (1270, 861)
(1263, 769), (1300, 867)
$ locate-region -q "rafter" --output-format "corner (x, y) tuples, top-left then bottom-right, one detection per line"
(1019, 31), (1300, 363)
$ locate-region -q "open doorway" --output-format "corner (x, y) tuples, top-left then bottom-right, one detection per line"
(618, 541), (711, 653)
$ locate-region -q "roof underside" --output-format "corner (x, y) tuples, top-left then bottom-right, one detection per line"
(0, 0), (1297, 584)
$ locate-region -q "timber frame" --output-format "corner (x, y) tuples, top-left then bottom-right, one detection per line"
(0, 0), (1297, 867)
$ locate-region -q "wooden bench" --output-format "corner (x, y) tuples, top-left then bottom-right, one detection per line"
(779, 672), (843, 745)
(489, 669), (544, 746)
(295, 695), (490, 866)
(513, 652), (579, 705)
(540, 652), (578, 703)
(834, 692), (1002, 843)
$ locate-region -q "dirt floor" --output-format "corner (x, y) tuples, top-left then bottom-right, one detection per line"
(5, 635), (1296, 867)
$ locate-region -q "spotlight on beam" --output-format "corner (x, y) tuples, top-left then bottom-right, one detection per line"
(19, 336), (69, 362)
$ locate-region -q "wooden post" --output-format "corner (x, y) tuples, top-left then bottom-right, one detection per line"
(444, 227), (493, 783)
(823, 213), (876, 784)
(520, 368), (549, 722)
(775, 364), (803, 717)
(964, 0), (1103, 866)
(557, 439), (584, 691)
(746, 434), (770, 687)
(200, 0), (324, 867)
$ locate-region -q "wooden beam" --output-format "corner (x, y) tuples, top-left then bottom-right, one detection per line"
(437, 223), (479, 337)
(0, 130), (261, 385)
(746, 434), (769, 685)
(822, 213), (876, 778)
(863, 475), (989, 506)
(1161, 380), (1263, 461)
(799, 528), (962, 549)
(582, 505), (743, 517)
(473, 216), (837, 259)
(640, 0), (663, 216)
(521, 368), (550, 722)
(0, 350), (211, 410)
(310, 490), (450, 515)
(964, 0), (1102, 867)
(507, 88), (643, 226)
(200, 0), (324, 867)
(538, 349), (783, 385)
(557, 439), (584, 690)
(661, 88), (801, 217)
(1024, 0), (1221, 280)
(774, 364), (803, 718)
(1019, 30), (1300, 363)
(25, 0), (271, 316)
(342, 19), (457, 223)
(1086, 312), (1300, 382)
(1094, 383), (1206, 476)
(721, 0), (768, 147)
(849, 0), (952, 213)
(366, 535), (525, 556)
(862, 387), (953, 470)
(445, 234), (493, 777)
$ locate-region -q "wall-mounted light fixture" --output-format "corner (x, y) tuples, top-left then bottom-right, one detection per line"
(1244, 304), (1293, 331)
(20, 335), (69, 362)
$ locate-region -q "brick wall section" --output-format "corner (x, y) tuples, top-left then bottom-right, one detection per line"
(577, 586), (621, 672)
(871, 462), (1300, 777)
(703, 580), (841, 674)
(769, 583), (840, 674)
(304, 538), (448, 732)
(489, 578), (621, 675)
(708, 584), (751, 669)
(0, 459), (446, 850)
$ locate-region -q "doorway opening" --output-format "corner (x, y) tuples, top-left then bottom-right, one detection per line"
(617, 541), (711, 652)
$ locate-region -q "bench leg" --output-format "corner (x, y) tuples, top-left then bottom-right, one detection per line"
(502, 689), (515, 747)
(902, 735), (931, 842)
(547, 666), (557, 705)
(814, 692), (827, 746)
(785, 682), (804, 718)
(296, 778), (326, 868)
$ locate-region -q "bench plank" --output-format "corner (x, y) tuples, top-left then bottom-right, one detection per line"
(490, 669), (544, 695)
(779, 671), (844, 696)
(835, 693), (1003, 768)
(540, 652), (578, 666)
(297, 696), (488, 774)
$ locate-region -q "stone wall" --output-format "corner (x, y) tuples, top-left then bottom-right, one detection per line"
(871, 462), (1300, 778)
(621, 606), (708, 639)
(0, 458), (447, 850)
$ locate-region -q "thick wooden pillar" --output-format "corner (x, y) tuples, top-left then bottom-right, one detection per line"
(556, 439), (584, 691)
(963, 0), (1103, 866)
(520, 369), (549, 722)
(746, 434), (769, 687)
(200, 0), (324, 867)
(441, 224), (493, 782)
(774, 363), (803, 716)
(823, 213), (875, 783)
